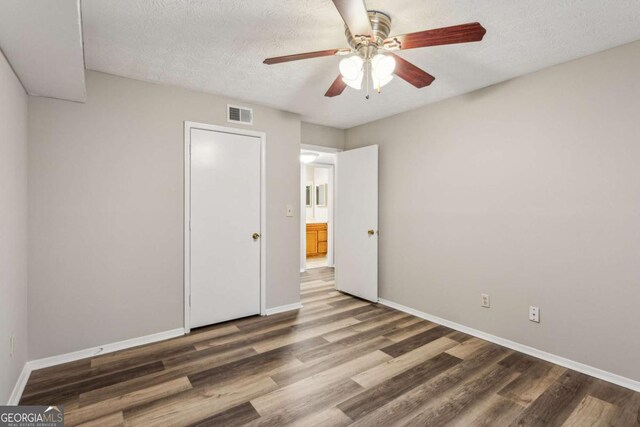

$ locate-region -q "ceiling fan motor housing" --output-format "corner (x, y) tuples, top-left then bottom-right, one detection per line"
(345, 10), (392, 58)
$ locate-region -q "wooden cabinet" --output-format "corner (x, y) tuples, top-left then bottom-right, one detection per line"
(306, 230), (318, 255)
(306, 223), (328, 257)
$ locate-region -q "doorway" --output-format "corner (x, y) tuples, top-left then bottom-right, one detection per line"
(300, 146), (337, 272)
(305, 164), (333, 269)
(184, 122), (266, 333)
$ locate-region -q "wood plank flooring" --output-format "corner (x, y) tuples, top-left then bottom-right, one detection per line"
(21, 267), (640, 426)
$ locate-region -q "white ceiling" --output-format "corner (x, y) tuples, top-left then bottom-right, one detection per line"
(80, 0), (640, 129)
(50, 1), (640, 127)
(0, 0), (86, 102)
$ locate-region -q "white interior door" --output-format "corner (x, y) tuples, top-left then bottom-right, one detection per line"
(190, 128), (261, 328)
(335, 145), (378, 302)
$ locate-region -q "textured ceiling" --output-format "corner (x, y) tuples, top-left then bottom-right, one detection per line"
(82, 0), (640, 128)
(0, 0), (86, 102)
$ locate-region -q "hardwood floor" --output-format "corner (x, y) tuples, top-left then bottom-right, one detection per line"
(21, 267), (640, 426)
(306, 256), (328, 269)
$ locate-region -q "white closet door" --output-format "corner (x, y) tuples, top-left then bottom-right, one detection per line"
(335, 145), (378, 302)
(190, 128), (261, 328)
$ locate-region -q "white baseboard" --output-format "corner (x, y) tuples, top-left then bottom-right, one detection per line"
(7, 363), (31, 405)
(27, 328), (184, 371)
(378, 298), (640, 393)
(265, 302), (304, 316)
(7, 327), (184, 405)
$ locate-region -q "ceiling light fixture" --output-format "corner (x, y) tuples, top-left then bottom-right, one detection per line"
(339, 56), (364, 89)
(300, 152), (319, 163)
(371, 53), (395, 90)
(339, 53), (395, 96)
(264, 3), (487, 99)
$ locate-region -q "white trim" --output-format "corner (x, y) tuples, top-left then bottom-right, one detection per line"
(260, 130), (267, 317)
(28, 328), (185, 371)
(300, 162), (306, 273)
(184, 121), (267, 333)
(184, 123), (191, 333)
(378, 298), (640, 393)
(7, 328), (184, 404)
(264, 302), (304, 316)
(300, 143), (343, 153)
(7, 364), (30, 405)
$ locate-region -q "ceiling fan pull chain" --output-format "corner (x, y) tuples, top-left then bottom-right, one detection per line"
(365, 60), (371, 99)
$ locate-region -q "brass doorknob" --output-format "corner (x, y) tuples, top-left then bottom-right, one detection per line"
(368, 229), (375, 236)
(252, 233), (261, 240)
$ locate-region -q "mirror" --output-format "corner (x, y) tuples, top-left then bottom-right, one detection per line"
(316, 183), (327, 207)
(305, 185), (312, 207)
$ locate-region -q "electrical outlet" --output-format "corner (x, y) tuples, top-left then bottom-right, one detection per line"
(9, 335), (15, 358)
(481, 294), (490, 308)
(529, 306), (540, 323)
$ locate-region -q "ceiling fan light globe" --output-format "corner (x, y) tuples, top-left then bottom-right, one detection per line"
(373, 74), (393, 90)
(342, 71), (363, 90)
(339, 56), (364, 81)
(371, 54), (396, 79)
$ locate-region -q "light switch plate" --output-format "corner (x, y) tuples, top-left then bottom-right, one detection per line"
(286, 205), (294, 217)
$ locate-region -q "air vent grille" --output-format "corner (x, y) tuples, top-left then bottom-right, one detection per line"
(227, 104), (253, 125)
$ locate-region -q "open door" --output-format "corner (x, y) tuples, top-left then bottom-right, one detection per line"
(335, 145), (378, 302)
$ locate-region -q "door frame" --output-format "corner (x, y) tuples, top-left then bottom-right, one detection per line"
(304, 163), (335, 268)
(184, 121), (267, 333)
(299, 144), (341, 273)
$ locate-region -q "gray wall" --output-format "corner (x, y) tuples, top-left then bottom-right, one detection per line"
(301, 122), (345, 150)
(0, 51), (28, 402)
(345, 41), (640, 381)
(28, 71), (302, 359)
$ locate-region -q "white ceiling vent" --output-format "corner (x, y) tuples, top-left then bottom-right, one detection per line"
(227, 104), (253, 125)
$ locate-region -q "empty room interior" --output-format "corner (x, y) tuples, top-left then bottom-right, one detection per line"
(2, 0), (640, 425)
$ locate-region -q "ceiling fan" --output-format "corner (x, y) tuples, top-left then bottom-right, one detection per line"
(263, 0), (486, 98)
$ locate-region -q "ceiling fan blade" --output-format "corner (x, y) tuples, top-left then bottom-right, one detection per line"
(389, 53), (435, 88)
(264, 49), (349, 65)
(325, 75), (347, 97)
(332, 0), (374, 39)
(385, 22), (486, 51)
